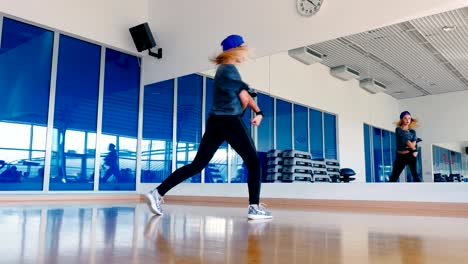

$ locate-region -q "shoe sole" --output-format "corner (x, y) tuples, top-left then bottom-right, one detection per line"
(144, 193), (163, 216)
(247, 214), (273, 220)
(247, 218), (273, 223)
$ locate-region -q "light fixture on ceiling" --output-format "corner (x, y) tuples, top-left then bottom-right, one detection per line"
(442, 25), (457, 32)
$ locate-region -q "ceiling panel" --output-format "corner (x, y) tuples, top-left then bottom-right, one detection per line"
(305, 7), (468, 99)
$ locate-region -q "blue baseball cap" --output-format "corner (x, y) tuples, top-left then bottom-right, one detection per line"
(400, 111), (411, 119)
(221, 34), (244, 51)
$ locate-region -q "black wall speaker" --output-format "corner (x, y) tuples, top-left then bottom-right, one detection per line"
(129, 23), (156, 52)
(129, 23), (162, 59)
(465, 146), (468, 155)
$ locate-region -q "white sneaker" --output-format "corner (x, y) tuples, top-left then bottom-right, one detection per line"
(247, 204), (273, 220)
(145, 189), (164, 215)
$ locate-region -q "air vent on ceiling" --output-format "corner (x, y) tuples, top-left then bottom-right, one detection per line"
(330, 65), (360, 81)
(359, 78), (387, 94)
(288, 46), (323, 65)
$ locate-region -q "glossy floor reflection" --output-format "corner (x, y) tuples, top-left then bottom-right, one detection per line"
(0, 202), (467, 264)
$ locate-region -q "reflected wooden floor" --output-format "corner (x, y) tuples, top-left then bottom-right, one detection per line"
(1, 202), (467, 264)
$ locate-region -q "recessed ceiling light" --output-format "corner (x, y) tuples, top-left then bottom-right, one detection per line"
(442, 25), (457, 32)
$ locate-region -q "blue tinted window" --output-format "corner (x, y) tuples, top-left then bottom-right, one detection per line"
(309, 109), (323, 159)
(391, 131), (396, 164)
(451, 151), (462, 175)
(205, 77), (228, 183)
(372, 128), (383, 182)
(381, 130), (392, 182)
(142, 79), (174, 183)
(276, 99), (292, 150)
(99, 49), (140, 190)
(433, 145), (451, 181)
(364, 124), (372, 182)
(176, 74), (203, 183)
(49, 35), (101, 191)
(0, 18), (53, 190)
(257, 93), (274, 152)
(293, 104), (308, 152)
(324, 113), (337, 160)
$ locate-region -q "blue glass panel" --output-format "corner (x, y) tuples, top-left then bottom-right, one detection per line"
(390, 131), (396, 164)
(372, 128), (384, 182)
(205, 77), (227, 183)
(142, 79), (174, 183)
(309, 109), (323, 160)
(382, 130), (392, 182)
(275, 99), (292, 150)
(50, 35), (101, 191)
(293, 104), (308, 152)
(176, 74), (202, 183)
(364, 124), (372, 182)
(256, 93), (274, 152)
(99, 49), (140, 190)
(324, 113), (337, 160)
(0, 18), (54, 190)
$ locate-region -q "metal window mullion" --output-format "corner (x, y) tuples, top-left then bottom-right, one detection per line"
(29, 125), (33, 176)
(93, 46), (106, 192)
(380, 130), (384, 182)
(291, 104), (294, 150)
(43, 32), (59, 192)
(273, 98), (276, 149)
(307, 108), (310, 153)
(0, 16), (3, 46)
(227, 146), (232, 183)
(321, 112), (325, 160)
(172, 79), (178, 173)
(135, 58), (144, 191)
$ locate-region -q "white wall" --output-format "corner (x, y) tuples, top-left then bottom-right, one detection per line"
(0, 0), (148, 53)
(143, 0), (467, 84)
(202, 52), (400, 182)
(400, 90), (468, 181)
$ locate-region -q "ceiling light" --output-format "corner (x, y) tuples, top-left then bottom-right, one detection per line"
(442, 25), (457, 32)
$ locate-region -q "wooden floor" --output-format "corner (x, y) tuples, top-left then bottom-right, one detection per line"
(1, 201), (467, 264)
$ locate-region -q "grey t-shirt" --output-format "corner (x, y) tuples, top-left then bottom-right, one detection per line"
(395, 127), (417, 151)
(209, 64), (250, 116)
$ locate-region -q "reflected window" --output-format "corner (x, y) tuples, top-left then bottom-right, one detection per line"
(309, 109), (323, 159)
(276, 99), (292, 150)
(364, 124), (372, 182)
(373, 128), (383, 182)
(50, 34), (101, 191)
(382, 130), (392, 182)
(0, 18), (54, 190)
(257, 93), (274, 152)
(324, 113), (337, 160)
(176, 74), (203, 183)
(99, 49), (140, 190)
(142, 79), (174, 183)
(294, 104), (308, 152)
(433, 145), (464, 182)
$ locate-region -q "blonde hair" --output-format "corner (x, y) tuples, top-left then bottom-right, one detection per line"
(210, 46), (248, 65)
(395, 117), (419, 129)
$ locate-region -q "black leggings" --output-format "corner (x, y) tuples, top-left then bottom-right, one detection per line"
(157, 115), (262, 204)
(389, 152), (421, 182)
